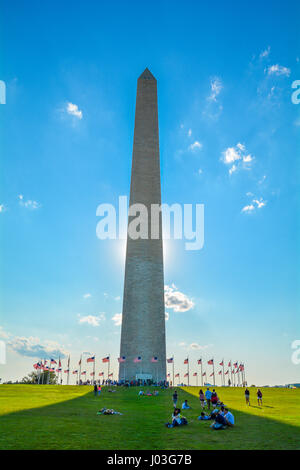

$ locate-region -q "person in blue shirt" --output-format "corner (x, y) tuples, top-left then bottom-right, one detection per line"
(198, 412), (211, 420)
(182, 399), (191, 409)
(205, 388), (212, 410)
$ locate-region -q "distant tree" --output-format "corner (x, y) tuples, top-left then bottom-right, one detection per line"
(21, 370), (58, 385)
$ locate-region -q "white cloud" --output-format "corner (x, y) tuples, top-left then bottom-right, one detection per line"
(78, 314), (105, 327)
(0, 204), (6, 213)
(165, 312), (169, 321)
(188, 141), (202, 152)
(222, 147), (241, 164)
(114, 296), (121, 301)
(243, 154), (253, 163)
(112, 313), (122, 326)
(241, 204), (255, 213)
(66, 102), (83, 119)
(260, 46), (271, 59)
(8, 336), (68, 359)
(18, 195), (41, 210)
(164, 285), (194, 313)
(266, 64), (291, 77)
(190, 343), (211, 350)
(208, 77), (223, 102)
(229, 164), (237, 175)
(188, 129), (192, 137)
(83, 293), (91, 299)
(253, 198), (267, 209)
(222, 143), (254, 174)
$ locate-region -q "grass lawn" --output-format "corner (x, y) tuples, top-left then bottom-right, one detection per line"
(0, 384), (299, 450)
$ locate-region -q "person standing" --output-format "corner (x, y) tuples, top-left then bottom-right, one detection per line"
(94, 383), (97, 397)
(199, 389), (205, 408)
(205, 388), (212, 410)
(172, 390), (178, 407)
(257, 389), (263, 406)
(245, 388), (250, 405)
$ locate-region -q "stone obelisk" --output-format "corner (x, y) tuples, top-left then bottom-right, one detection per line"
(119, 68), (166, 382)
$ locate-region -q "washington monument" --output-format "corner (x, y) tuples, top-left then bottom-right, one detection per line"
(119, 68), (166, 382)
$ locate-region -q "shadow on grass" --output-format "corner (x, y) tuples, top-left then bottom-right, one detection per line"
(0, 386), (299, 450)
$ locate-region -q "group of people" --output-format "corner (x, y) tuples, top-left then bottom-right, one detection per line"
(244, 388), (263, 406)
(138, 390), (159, 396)
(165, 388), (235, 430)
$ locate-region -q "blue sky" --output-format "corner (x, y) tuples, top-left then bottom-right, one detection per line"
(0, 0), (299, 385)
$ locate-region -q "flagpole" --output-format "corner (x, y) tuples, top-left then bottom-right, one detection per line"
(108, 355), (110, 384)
(201, 358), (203, 387)
(222, 359), (225, 387)
(172, 354), (174, 388)
(230, 360), (232, 387)
(93, 356), (96, 385)
(79, 354), (82, 385)
(187, 356), (189, 386)
(67, 355), (70, 386)
(213, 358), (215, 387)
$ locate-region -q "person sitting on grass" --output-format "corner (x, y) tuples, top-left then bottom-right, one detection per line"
(138, 390), (144, 396)
(182, 399), (191, 409)
(210, 410), (227, 430)
(165, 408), (188, 428)
(224, 408), (235, 427)
(198, 412), (211, 421)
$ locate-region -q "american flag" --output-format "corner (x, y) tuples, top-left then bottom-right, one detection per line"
(239, 364), (244, 371)
(43, 366), (49, 371)
(210, 372), (214, 377)
(219, 360), (224, 366)
(64, 369), (69, 373)
(225, 370), (229, 375)
(197, 359), (202, 364)
(134, 356), (142, 363)
(151, 356), (158, 363)
(81, 371), (86, 375)
(233, 362), (238, 368)
(58, 358), (61, 368)
(56, 368), (62, 373)
(184, 373), (189, 377)
(99, 372), (104, 376)
(202, 372), (206, 376)
(33, 362), (41, 369)
(207, 359), (214, 365)
(167, 357), (174, 363)
(193, 372), (197, 376)
(73, 370), (78, 374)
(102, 356), (110, 363)
(167, 373), (170, 377)
(87, 356), (95, 363)
(49, 368), (55, 372)
(218, 370), (222, 375)
(228, 361), (231, 367)
(175, 373), (180, 377)
(78, 358), (82, 365)
(118, 356), (126, 363)
(184, 358), (189, 364)
(109, 373), (113, 377)
(50, 359), (57, 364)
(90, 372), (95, 376)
